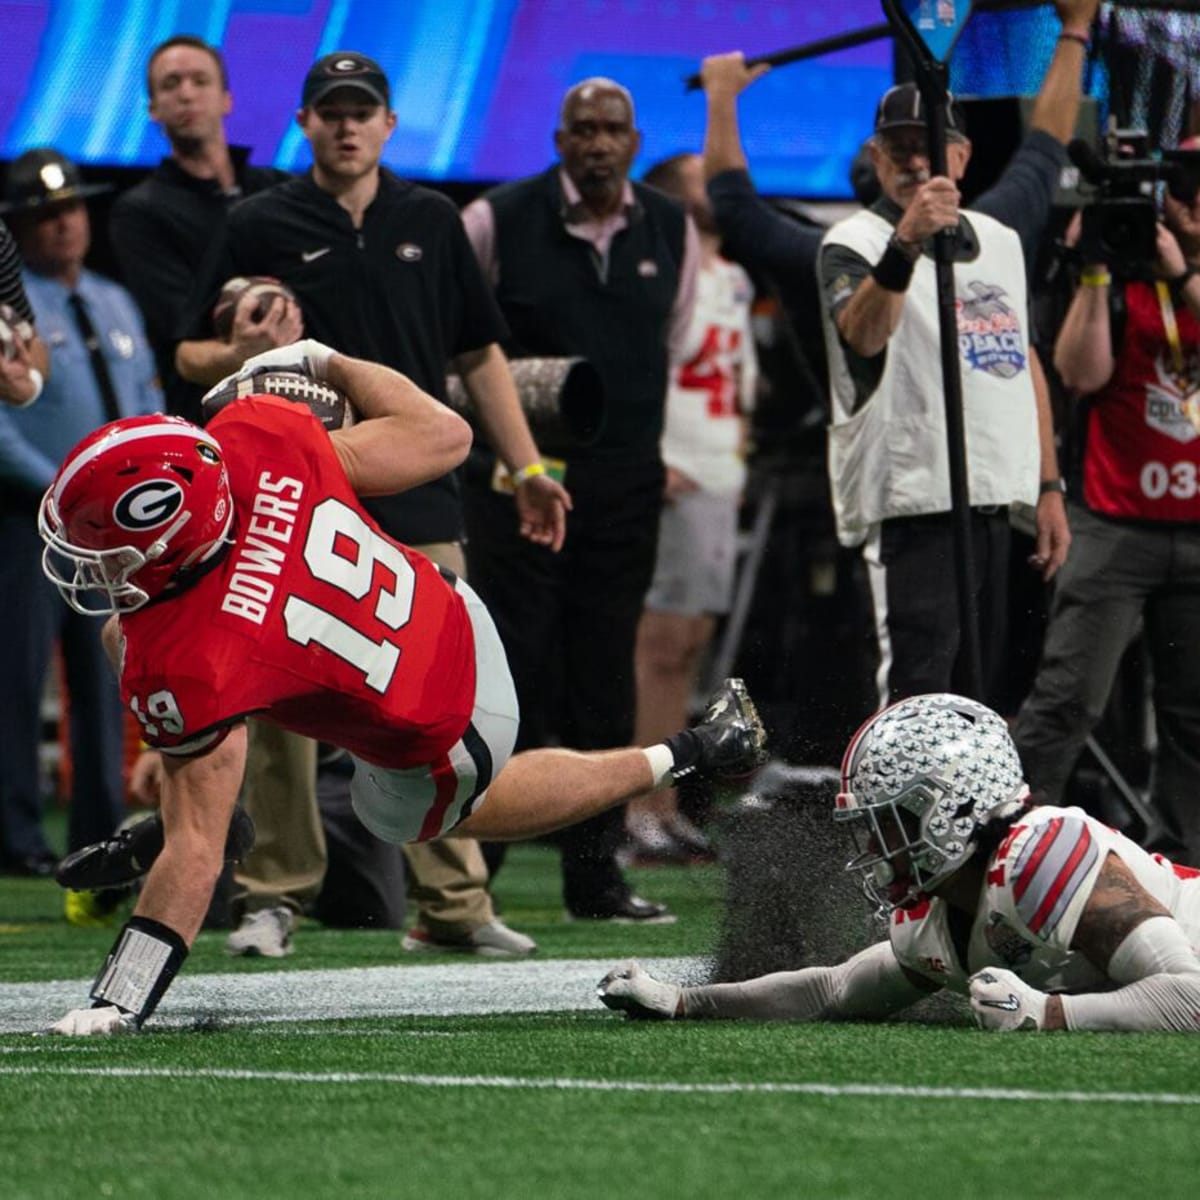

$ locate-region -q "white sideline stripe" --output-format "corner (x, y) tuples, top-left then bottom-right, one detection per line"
(0, 1064), (1196, 1106)
(0, 957), (707, 1034)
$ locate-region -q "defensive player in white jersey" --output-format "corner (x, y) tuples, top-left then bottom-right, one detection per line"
(630, 151), (757, 862)
(36, 341), (767, 1035)
(600, 694), (1200, 1032)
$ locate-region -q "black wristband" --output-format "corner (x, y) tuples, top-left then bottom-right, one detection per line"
(90, 915), (189, 1027)
(1170, 266), (1197, 293)
(1039, 478), (1067, 497)
(872, 238), (919, 293)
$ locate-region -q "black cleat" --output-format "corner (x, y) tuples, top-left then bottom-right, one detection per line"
(55, 807), (256, 891)
(567, 893), (677, 924)
(674, 677), (768, 783)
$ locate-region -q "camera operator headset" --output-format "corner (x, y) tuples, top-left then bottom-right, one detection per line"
(1011, 135), (1200, 866)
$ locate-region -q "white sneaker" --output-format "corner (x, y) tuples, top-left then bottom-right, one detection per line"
(663, 812), (715, 860)
(225, 907), (295, 958)
(620, 815), (689, 866)
(401, 918), (537, 958)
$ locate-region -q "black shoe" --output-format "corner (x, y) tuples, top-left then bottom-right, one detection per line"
(56, 807), (256, 891)
(567, 893), (678, 924)
(1, 850), (59, 877)
(56, 814), (162, 890)
(673, 677), (768, 783)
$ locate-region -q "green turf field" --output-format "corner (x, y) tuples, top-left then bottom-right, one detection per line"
(1, 842), (1196, 1199)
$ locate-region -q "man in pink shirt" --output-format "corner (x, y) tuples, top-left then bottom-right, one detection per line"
(460, 78), (701, 922)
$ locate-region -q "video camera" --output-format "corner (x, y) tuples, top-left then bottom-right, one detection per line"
(1068, 130), (1200, 277)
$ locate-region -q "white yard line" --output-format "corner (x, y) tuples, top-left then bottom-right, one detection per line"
(0, 1063), (1196, 1107)
(3, 958), (1196, 1108)
(0, 956), (708, 1034)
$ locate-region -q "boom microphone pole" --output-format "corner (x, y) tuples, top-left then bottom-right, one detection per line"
(682, 22), (891, 89)
(683, 0), (1200, 91)
(882, 0), (985, 700)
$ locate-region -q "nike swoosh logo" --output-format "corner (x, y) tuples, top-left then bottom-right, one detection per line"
(301, 247), (331, 263)
(980, 994), (1021, 1011)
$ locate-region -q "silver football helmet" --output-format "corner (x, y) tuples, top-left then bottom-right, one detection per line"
(833, 694), (1028, 911)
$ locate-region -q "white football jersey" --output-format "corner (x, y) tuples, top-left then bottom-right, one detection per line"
(660, 256), (756, 497)
(890, 806), (1200, 995)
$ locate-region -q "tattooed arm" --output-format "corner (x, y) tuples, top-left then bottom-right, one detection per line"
(1070, 852), (1173, 967)
(1043, 852), (1200, 1031)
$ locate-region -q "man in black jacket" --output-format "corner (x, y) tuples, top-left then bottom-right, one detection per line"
(462, 78), (700, 922)
(174, 51), (565, 959)
(109, 36), (293, 424)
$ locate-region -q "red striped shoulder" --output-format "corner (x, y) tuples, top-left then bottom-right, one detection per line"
(1154, 852), (1200, 881)
(1010, 815), (1100, 938)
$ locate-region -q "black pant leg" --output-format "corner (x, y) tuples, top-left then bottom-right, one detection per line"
(871, 511), (1011, 705)
(553, 461), (663, 912)
(0, 512), (58, 861)
(463, 470), (564, 751)
(873, 516), (961, 702)
(463, 466), (566, 877)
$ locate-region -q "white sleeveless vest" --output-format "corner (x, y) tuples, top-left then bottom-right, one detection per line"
(820, 208), (1039, 547)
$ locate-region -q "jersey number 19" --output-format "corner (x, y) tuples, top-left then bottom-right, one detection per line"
(283, 498), (416, 693)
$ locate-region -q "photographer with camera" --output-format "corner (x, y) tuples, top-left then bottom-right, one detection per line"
(1013, 155), (1200, 868)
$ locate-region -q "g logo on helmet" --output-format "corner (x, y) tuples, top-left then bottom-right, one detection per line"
(114, 480), (185, 531)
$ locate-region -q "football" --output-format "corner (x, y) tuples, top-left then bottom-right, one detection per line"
(211, 276), (297, 341)
(201, 368), (356, 431)
(0, 303), (35, 361)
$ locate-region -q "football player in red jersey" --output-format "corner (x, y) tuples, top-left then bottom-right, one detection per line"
(36, 340), (767, 1035)
(600, 694), (1200, 1033)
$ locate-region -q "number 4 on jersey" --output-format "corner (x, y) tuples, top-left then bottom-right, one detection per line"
(677, 325), (744, 417)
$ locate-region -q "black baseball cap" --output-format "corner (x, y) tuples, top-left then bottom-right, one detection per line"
(874, 83), (967, 139)
(301, 52), (390, 109)
(0, 148), (112, 215)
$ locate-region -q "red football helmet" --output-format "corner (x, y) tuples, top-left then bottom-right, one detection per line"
(39, 415), (234, 614)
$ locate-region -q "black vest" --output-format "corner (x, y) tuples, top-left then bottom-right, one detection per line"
(488, 169), (686, 462)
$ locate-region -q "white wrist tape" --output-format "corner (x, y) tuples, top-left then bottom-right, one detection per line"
(643, 744), (675, 788)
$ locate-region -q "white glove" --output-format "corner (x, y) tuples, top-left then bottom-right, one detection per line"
(237, 338), (335, 382)
(968, 967), (1048, 1032)
(44, 1005), (139, 1037)
(597, 961), (682, 1020)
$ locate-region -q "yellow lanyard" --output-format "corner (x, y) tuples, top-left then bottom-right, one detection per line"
(1156, 280), (1186, 378)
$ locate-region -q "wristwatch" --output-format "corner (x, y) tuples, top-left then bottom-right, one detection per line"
(1039, 479), (1067, 497)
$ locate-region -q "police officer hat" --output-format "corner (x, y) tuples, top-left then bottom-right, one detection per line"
(0, 148), (112, 215)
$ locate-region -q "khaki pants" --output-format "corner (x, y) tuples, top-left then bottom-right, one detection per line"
(233, 720), (322, 917)
(401, 541), (496, 932)
(233, 539), (497, 933)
